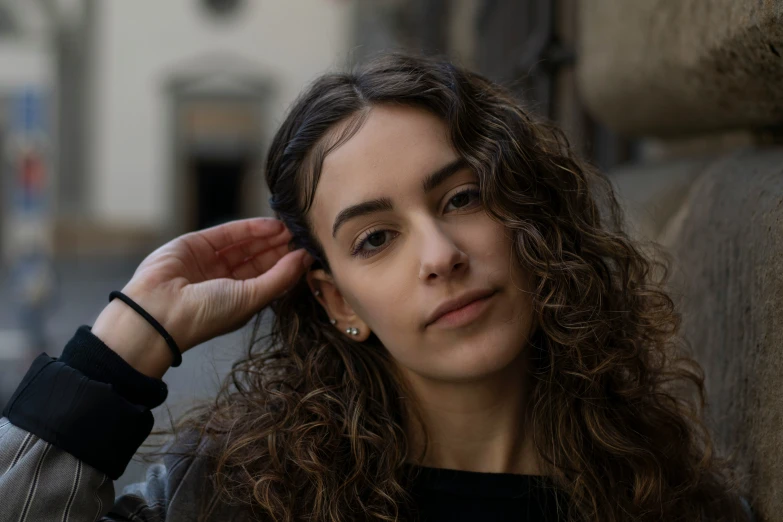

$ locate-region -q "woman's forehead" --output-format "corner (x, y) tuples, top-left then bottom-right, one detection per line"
(318, 106), (453, 190)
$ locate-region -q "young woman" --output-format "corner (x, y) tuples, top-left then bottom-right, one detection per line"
(0, 53), (756, 521)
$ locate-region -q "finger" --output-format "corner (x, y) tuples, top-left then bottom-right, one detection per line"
(215, 228), (292, 273)
(229, 242), (293, 280)
(197, 217), (286, 253)
(241, 248), (312, 308)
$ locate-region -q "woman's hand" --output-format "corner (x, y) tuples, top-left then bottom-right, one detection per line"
(93, 218), (314, 376)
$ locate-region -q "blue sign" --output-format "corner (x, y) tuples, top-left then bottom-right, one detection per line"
(11, 87), (46, 135)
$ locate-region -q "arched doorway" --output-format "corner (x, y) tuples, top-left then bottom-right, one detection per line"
(167, 62), (274, 236)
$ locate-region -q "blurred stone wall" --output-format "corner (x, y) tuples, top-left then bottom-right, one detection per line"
(579, 0), (783, 137)
(581, 1), (783, 518)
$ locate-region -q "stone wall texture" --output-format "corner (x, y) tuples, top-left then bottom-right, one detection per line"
(611, 148), (783, 519)
(578, 0), (783, 137)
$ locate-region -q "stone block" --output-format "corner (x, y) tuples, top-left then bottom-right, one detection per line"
(611, 148), (783, 518)
(577, 0), (783, 137)
(611, 157), (707, 242)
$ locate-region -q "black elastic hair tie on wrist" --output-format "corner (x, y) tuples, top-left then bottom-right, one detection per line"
(108, 290), (183, 368)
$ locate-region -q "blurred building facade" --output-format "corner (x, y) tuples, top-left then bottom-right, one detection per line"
(0, 0), (353, 263)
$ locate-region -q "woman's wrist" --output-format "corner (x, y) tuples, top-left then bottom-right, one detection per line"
(92, 298), (174, 379)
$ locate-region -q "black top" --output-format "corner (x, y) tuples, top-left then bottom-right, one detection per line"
(2, 326), (567, 521)
(409, 465), (566, 521)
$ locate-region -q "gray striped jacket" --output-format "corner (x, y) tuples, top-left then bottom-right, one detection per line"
(0, 416), (247, 521)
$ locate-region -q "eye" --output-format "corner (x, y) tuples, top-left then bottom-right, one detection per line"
(350, 227), (394, 259)
(444, 186), (481, 213)
(349, 186), (482, 259)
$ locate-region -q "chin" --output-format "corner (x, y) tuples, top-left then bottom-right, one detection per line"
(420, 331), (529, 383)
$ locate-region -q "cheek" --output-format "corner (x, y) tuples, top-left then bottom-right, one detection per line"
(475, 221), (515, 274)
(347, 275), (417, 336)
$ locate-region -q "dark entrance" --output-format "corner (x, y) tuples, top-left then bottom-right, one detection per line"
(191, 154), (248, 230)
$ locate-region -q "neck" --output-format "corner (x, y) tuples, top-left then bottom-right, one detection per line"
(400, 350), (540, 476)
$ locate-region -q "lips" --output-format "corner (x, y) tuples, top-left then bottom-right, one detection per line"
(425, 288), (496, 327)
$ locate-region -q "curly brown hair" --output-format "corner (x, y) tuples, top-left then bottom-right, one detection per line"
(150, 52), (753, 521)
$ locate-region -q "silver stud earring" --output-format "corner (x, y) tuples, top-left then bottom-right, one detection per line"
(345, 327), (359, 335)
(329, 318), (337, 325)
(314, 290), (321, 297)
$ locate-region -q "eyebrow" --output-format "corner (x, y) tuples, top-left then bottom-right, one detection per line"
(331, 157), (470, 239)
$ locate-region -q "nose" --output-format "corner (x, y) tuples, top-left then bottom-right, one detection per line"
(417, 220), (469, 282)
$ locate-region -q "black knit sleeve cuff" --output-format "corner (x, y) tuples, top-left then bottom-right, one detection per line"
(2, 354), (156, 480)
(58, 325), (168, 409)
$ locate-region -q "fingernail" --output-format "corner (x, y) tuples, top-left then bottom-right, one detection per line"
(301, 251), (315, 269)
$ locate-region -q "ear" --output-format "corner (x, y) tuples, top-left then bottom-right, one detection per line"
(306, 269), (372, 342)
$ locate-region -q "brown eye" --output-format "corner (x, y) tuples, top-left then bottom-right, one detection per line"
(366, 231), (386, 248)
(351, 228), (397, 258)
(444, 188), (481, 212)
(450, 191), (471, 208)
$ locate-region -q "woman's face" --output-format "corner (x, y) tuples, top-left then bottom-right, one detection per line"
(306, 104), (535, 382)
